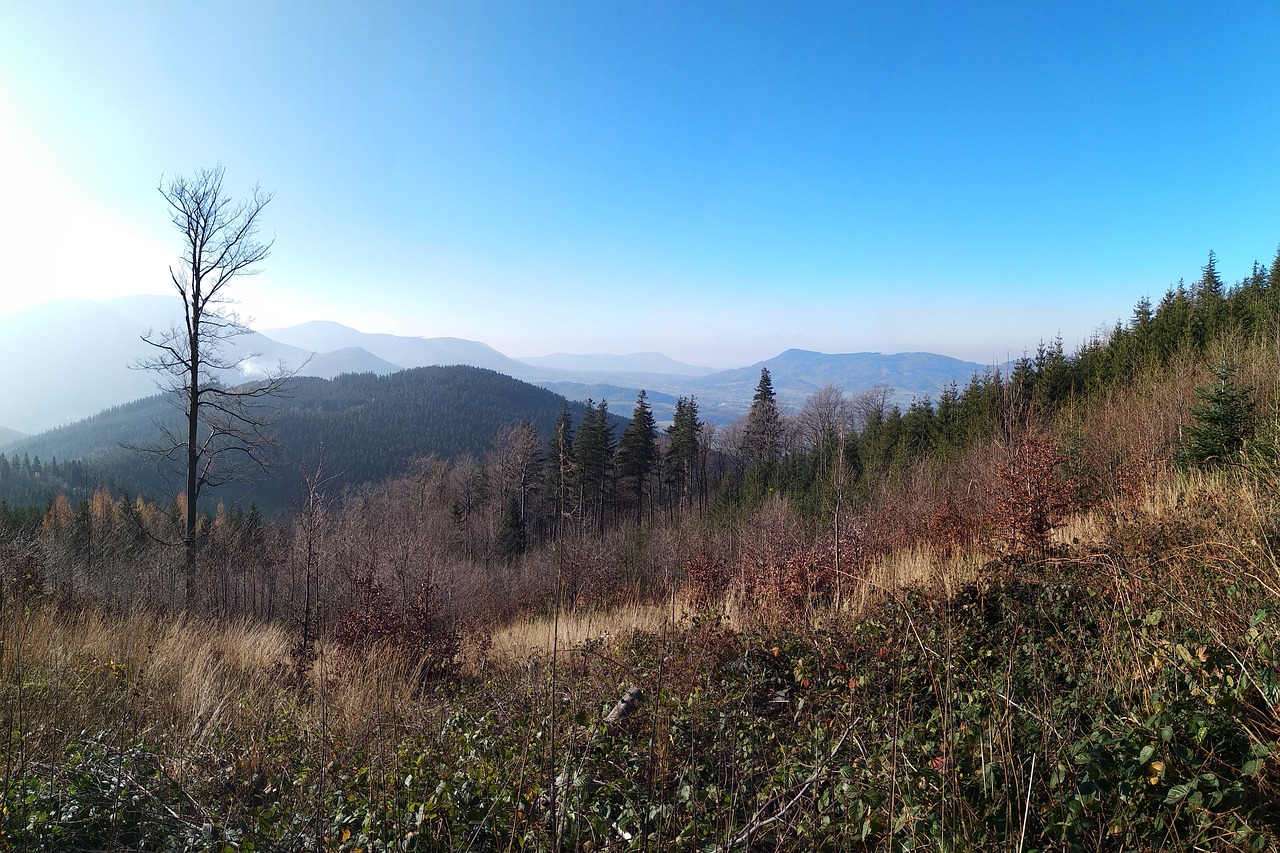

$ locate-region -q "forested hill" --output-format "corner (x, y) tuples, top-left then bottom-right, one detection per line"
(0, 365), (623, 511)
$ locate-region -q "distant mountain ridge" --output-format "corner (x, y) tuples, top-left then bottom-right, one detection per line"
(1, 294), (999, 434)
(516, 351), (715, 376)
(262, 320), (523, 374)
(697, 349), (992, 409)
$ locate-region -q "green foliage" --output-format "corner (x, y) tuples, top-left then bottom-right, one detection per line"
(572, 399), (616, 534)
(2, 734), (247, 851)
(744, 367), (783, 467)
(665, 396), (704, 514)
(1176, 362), (1255, 469)
(617, 391), (658, 521)
(2, 366), (611, 513)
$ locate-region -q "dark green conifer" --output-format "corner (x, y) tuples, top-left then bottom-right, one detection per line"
(743, 367), (783, 465)
(1175, 362), (1254, 469)
(618, 391), (658, 522)
(573, 400), (615, 533)
(1197, 250), (1225, 300)
(665, 396), (703, 514)
(1132, 295), (1154, 328)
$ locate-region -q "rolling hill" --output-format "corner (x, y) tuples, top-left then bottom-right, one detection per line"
(693, 349), (995, 410)
(1, 366), (623, 511)
(516, 351), (716, 376)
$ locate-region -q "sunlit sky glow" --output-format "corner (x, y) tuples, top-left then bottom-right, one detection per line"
(2, 2), (1278, 368)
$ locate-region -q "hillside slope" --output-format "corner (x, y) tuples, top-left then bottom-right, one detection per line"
(1, 365), (618, 510)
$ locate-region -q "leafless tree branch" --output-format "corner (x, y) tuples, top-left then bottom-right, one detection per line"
(128, 164), (290, 607)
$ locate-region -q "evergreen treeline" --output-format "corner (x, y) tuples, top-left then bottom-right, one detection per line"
(0, 452), (103, 529)
(7, 245), (1280, 563)
(513, 244), (1280, 540)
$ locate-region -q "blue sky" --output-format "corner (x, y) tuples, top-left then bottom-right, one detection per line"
(1, 1), (1278, 367)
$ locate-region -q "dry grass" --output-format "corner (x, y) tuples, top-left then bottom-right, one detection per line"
(484, 536), (1000, 657)
(1052, 510), (1109, 550)
(486, 598), (686, 664)
(7, 438), (1274, 760)
(0, 602), (443, 770)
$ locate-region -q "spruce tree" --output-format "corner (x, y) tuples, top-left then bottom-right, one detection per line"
(743, 367), (783, 465)
(1175, 362), (1254, 468)
(1131, 295), (1154, 328)
(573, 400), (615, 533)
(1197, 250), (1225, 300)
(665, 396), (703, 514)
(496, 494), (525, 559)
(618, 390), (658, 522)
(933, 382), (961, 462)
(898, 396), (937, 467)
(1192, 251), (1227, 350)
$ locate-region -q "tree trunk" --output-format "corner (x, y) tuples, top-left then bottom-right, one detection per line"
(185, 316), (200, 607)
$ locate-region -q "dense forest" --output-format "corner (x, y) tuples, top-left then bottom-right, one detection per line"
(5, 245), (1280, 849)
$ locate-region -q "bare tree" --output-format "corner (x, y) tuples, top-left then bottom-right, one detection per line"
(796, 385), (852, 451)
(849, 383), (893, 432)
(133, 165), (290, 607)
(488, 422), (544, 556)
(798, 386), (855, 607)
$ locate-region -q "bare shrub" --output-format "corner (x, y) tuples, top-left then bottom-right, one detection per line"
(333, 572), (463, 684)
(986, 419), (1079, 563)
(734, 493), (808, 621)
(685, 547), (731, 613)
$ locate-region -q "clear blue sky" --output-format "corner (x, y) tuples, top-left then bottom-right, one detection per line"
(2, 1), (1278, 367)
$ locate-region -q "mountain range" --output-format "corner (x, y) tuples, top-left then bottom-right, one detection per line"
(0, 294), (997, 438)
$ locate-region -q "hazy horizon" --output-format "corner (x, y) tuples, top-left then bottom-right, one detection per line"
(2, 2), (1278, 367)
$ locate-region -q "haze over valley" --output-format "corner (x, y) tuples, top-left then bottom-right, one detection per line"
(0, 293), (996, 438)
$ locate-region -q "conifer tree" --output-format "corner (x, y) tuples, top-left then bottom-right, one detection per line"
(933, 381), (961, 461)
(1197, 250), (1225, 300)
(618, 390), (658, 522)
(496, 494), (525, 559)
(897, 396), (937, 467)
(665, 396), (703, 514)
(1132, 295), (1154, 328)
(743, 367), (783, 465)
(1249, 260), (1267, 291)
(1192, 251), (1227, 350)
(573, 400), (615, 534)
(1176, 362), (1254, 469)
(1152, 281), (1193, 357)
